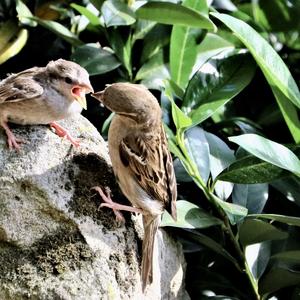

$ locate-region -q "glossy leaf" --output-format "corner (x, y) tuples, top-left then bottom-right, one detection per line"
(173, 158), (192, 182)
(239, 219), (288, 246)
(253, 0), (300, 32)
(217, 155), (289, 184)
(232, 183), (268, 214)
(108, 30), (132, 78)
(170, 0), (204, 89)
(101, 0), (136, 27)
(170, 100), (192, 130)
(184, 127), (210, 184)
(71, 44), (121, 75)
(271, 176), (300, 207)
(31, 17), (82, 46)
(161, 200), (222, 228)
(251, 214), (300, 227)
(170, 26), (202, 90)
(71, 3), (101, 26)
(16, 0), (37, 26)
(229, 134), (300, 176)
(136, 2), (216, 30)
(192, 33), (235, 75)
(135, 49), (168, 81)
(269, 84), (300, 144)
(211, 12), (300, 109)
(246, 242), (271, 280)
(183, 229), (239, 267)
(183, 53), (256, 126)
(259, 268), (300, 295)
(271, 251), (300, 264)
(205, 132), (235, 200)
(212, 194), (248, 225)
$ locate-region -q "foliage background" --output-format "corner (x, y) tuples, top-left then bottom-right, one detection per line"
(1, 0), (300, 299)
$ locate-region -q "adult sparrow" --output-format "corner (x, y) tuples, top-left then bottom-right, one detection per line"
(92, 83), (177, 291)
(0, 59), (93, 150)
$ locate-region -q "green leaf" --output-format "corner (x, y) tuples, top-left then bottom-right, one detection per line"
(132, 20), (156, 42)
(271, 251), (300, 264)
(31, 17), (82, 46)
(184, 127), (210, 184)
(16, 0), (37, 26)
(213, 194), (248, 225)
(251, 214), (300, 227)
(135, 49), (168, 81)
(259, 268), (300, 295)
(170, 26), (202, 89)
(253, 0), (300, 32)
(173, 158), (192, 182)
(270, 84), (300, 144)
(205, 132), (235, 200)
(228, 134), (300, 176)
(108, 29), (132, 78)
(89, 0), (104, 11)
(245, 242), (271, 280)
(211, 12), (300, 110)
(271, 176), (300, 206)
(161, 200), (222, 228)
(169, 99), (192, 130)
(232, 183), (268, 214)
(140, 24), (170, 64)
(71, 44), (121, 76)
(183, 230), (239, 267)
(170, 0), (205, 89)
(217, 155), (289, 184)
(183, 53), (256, 126)
(71, 3), (101, 26)
(239, 219), (288, 246)
(136, 2), (216, 30)
(192, 33), (235, 74)
(101, 0), (136, 27)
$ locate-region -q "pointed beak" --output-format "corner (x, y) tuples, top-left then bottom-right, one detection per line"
(71, 83), (94, 110)
(91, 90), (104, 102)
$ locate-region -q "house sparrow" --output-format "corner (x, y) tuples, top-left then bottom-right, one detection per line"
(0, 59), (93, 150)
(92, 83), (177, 291)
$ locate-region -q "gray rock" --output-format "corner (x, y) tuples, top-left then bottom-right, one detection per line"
(0, 115), (188, 300)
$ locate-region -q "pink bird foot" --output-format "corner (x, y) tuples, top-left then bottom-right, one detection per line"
(92, 186), (143, 225)
(1, 121), (25, 150)
(50, 121), (80, 147)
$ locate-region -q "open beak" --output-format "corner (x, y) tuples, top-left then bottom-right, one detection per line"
(71, 83), (94, 110)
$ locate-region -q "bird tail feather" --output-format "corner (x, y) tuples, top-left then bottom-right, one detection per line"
(141, 215), (160, 292)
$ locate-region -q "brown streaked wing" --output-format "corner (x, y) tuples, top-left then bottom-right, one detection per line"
(0, 67), (43, 103)
(119, 124), (177, 220)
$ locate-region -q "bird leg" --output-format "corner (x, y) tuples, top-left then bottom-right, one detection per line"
(0, 121), (25, 150)
(92, 186), (143, 225)
(49, 121), (80, 147)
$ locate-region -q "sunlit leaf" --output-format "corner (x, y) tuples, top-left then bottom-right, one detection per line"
(136, 2), (216, 30)
(229, 134), (300, 176)
(161, 200), (222, 228)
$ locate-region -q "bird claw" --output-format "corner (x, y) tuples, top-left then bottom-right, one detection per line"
(50, 121), (80, 148)
(92, 186), (126, 226)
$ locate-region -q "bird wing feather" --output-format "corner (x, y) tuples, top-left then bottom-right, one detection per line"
(0, 67), (44, 103)
(119, 124), (177, 220)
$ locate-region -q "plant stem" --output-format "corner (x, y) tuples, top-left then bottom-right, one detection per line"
(176, 133), (260, 299)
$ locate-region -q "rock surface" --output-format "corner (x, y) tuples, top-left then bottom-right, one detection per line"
(0, 115), (188, 300)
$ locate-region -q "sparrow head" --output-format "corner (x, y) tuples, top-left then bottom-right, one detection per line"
(91, 83), (161, 124)
(46, 59), (94, 109)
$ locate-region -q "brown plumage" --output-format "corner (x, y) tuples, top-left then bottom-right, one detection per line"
(91, 83), (177, 291)
(0, 59), (93, 150)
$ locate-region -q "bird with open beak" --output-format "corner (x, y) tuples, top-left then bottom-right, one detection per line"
(0, 58), (93, 150)
(91, 83), (177, 292)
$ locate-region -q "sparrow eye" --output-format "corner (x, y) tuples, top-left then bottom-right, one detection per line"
(65, 77), (73, 84)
